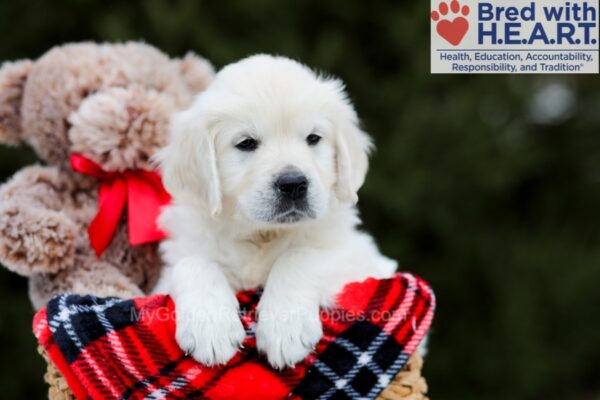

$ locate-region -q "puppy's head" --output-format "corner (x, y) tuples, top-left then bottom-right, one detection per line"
(159, 55), (372, 227)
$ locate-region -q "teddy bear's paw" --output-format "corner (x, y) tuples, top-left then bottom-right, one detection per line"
(256, 297), (323, 369)
(0, 204), (76, 276)
(175, 294), (246, 366)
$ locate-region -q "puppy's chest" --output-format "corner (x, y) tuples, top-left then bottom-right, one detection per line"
(219, 237), (281, 291)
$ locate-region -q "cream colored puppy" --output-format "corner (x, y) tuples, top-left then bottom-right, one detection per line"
(155, 55), (397, 369)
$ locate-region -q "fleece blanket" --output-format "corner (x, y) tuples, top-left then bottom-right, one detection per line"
(33, 273), (435, 400)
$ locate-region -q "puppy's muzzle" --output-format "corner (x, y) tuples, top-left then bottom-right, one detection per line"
(274, 172), (308, 200)
(271, 171), (314, 223)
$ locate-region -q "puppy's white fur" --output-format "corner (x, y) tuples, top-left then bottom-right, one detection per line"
(154, 55), (397, 368)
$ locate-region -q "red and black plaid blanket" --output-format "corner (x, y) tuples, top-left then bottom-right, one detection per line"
(33, 273), (435, 400)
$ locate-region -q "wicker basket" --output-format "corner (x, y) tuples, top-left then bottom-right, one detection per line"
(38, 346), (428, 399)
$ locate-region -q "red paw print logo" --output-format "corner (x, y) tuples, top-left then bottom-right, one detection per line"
(431, 0), (470, 46)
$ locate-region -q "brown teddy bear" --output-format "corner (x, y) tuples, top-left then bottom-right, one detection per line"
(0, 42), (214, 309)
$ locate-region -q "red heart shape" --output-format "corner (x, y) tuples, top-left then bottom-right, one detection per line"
(436, 17), (469, 46)
(34, 273), (435, 400)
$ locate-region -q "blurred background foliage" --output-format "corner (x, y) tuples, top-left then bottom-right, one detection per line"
(0, 0), (599, 399)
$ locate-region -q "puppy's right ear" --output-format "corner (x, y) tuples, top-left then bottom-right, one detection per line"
(157, 105), (222, 216)
(0, 60), (32, 145)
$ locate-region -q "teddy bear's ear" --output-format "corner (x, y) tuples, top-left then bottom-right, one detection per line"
(177, 52), (215, 94)
(0, 60), (32, 145)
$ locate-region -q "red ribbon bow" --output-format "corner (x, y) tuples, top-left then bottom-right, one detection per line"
(70, 154), (171, 257)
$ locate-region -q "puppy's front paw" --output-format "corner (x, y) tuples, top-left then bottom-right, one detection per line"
(256, 299), (323, 369)
(175, 294), (246, 366)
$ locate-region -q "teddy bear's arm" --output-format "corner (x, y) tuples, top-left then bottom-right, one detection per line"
(28, 255), (144, 310)
(0, 165), (77, 276)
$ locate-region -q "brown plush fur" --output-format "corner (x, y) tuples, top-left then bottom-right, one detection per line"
(0, 42), (214, 309)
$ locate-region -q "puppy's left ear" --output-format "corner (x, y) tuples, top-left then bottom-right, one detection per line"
(157, 102), (222, 216)
(335, 101), (373, 204)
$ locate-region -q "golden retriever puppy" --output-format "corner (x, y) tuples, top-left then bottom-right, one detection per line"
(154, 55), (397, 369)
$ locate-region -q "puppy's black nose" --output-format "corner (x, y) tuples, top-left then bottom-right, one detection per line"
(275, 172), (308, 200)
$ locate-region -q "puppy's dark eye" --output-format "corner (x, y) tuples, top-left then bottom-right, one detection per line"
(235, 137), (259, 151)
(306, 133), (322, 146)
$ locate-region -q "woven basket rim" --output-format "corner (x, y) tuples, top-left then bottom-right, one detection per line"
(38, 346), (428, 400)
